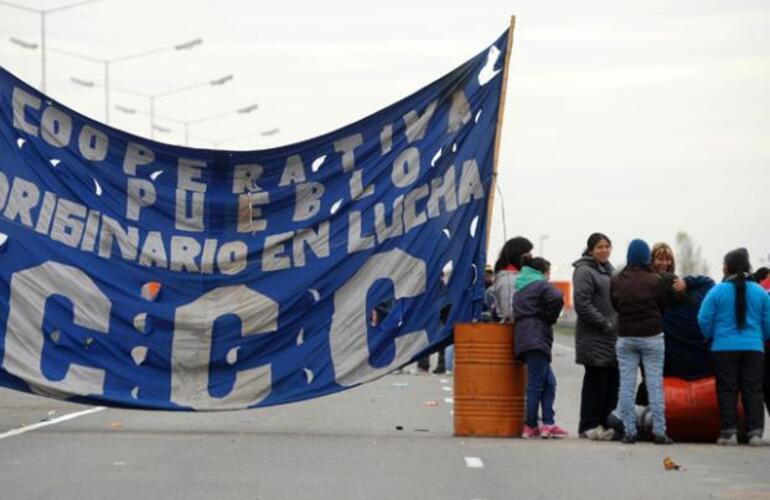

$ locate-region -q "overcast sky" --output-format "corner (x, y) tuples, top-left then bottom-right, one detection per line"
(1, 0), (768, 280)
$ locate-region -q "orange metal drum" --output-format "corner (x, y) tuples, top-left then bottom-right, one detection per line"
(664, 376), (722, 442)
(453, 322), (526, 437)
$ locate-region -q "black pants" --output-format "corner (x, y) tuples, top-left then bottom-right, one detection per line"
(765, 346), (770, 417)
(579, 365), (619, 433)
(417, 350), (445, 372)
(713, 351), (765, 435)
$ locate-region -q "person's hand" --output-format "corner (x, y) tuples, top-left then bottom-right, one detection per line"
(673, 278), (687, 293)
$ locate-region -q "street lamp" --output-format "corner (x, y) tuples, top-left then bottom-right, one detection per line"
(179, 103), (258, 145)
(113, 102), (258, 146)
(203, 128), (282, 149)
(72, 74), (234, 138)
(1, 0), (104, 92)
(147, 75), (235, 139)
(20, 38), (203, 123)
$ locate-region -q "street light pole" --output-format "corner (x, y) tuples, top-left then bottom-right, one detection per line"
(148, 75), (235, 140)
(42, 38), (203, 123)
(114, 102), (258, 146)
(539, 234), (550, 256)
(1, 0), (104, 92)
(495, 184), (508, 243)
(103, 61), (110, 124)
(40, 11), (46, 91)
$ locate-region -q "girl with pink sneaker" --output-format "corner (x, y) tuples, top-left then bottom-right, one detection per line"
(513, 257), (569, 439)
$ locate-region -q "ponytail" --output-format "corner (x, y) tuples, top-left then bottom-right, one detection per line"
(734, 273), (747, 329)
(723, 248), (751, 329)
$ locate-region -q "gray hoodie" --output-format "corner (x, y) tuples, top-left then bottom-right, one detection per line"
(572, 256), (618, 367)
(491, 269), (518, 322)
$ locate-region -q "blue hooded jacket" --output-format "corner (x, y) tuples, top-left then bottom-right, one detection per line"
(698, 280), (770, 352)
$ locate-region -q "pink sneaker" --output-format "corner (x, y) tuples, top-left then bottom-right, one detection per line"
(540, 424), (569, 439)
(522, 425), (540, 439)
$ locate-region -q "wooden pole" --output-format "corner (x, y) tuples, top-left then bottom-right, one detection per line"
(484, 15), (516, 262)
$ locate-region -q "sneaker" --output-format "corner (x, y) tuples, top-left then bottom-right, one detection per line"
(522, 425), (540, 439)
(622, 434), (637, 444)
(748, 435), (765, 447)
(716, 431), (738, 446)
(541, 424), (569, 439)
(432, 367), (446, 375)
(582, 426), (603, 440)
(654, 434), (674, 445)
(597, 427), (616, 441)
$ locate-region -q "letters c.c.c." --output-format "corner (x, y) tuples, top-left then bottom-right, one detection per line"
(329, 248), (430, 387)
(3, 261), (111, 396)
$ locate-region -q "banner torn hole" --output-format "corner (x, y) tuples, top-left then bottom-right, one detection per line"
(478, 45), (501, 85)
(226, 346), (240, 365)
(431, 148), (443, 167)
(470, 215), (479, 238)
(312, 155), (326, 172)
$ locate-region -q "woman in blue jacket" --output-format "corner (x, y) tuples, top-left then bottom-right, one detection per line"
(698, 248), (770, 446)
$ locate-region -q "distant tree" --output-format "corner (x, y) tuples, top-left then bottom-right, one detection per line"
(675, 231), (709, 276)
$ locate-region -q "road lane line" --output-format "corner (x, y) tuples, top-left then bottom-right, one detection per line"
(444, 397), (454, 404)
(464, 457), (484, 468)
(442, 386), (452, 392)
(0, 406), (106, 440)
(554, 342), (574, 353)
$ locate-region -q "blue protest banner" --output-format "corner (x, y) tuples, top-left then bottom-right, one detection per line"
(0, 28), (510, 410)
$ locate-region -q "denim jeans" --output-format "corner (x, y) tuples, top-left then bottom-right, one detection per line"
(523, 350), (556, 427)
(616, 334), (666, 438)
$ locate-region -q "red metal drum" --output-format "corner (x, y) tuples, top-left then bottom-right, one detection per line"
(664, 376), (744, 442)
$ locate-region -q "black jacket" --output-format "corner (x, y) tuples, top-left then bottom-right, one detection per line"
(610, 266), (666, 337)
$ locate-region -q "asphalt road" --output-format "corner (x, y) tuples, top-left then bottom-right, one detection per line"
(1, 331), (768, 500)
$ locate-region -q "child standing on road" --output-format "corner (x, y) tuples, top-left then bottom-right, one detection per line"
(512, 257), (568, 438)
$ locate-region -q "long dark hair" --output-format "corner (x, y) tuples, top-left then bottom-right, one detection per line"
(494, 237), (533, 273)
(582, 232), (612, 257)
(724, 248), (751, 329)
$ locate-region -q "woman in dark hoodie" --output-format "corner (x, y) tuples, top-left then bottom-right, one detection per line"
(611, 239), (673, 445)
(573, 232), (618, 440)
(513, 257), (567, 438)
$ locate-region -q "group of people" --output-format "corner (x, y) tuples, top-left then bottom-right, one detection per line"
(488, 234), (770, 445)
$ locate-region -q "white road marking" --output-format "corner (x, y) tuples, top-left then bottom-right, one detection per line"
(440, 378), (449, 384)
(465, 457), (484, 468)
(0, 406), (106, 440)
(554, 342), (575, 353)
(442, 386), (452, 392)
(444, 397), (454, 404)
